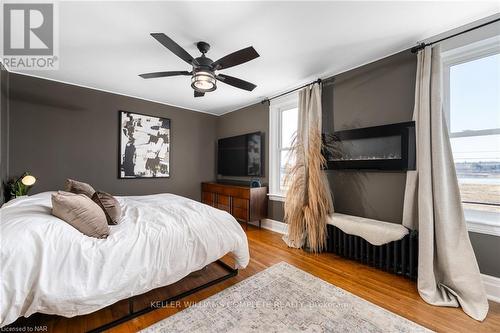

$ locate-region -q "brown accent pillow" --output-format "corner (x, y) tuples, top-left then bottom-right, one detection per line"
(92, 191), (122, 225)
(52, 191), (109, 239)
(65, 179), (95, 198)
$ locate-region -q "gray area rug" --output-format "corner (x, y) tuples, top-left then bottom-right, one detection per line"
(142, 262), (432, 333)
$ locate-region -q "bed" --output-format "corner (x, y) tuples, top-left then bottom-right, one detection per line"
(0, 191), (249, 328)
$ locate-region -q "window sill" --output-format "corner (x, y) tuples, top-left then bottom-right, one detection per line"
(465, 209), (500, 237)
(267, 193), (285, 202)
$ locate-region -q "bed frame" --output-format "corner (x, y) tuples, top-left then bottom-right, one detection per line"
(87, 260), (237, 333)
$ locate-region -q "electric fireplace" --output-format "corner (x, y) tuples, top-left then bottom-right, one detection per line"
(323, 121), (416, 171)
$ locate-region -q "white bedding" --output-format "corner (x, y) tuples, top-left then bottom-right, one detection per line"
(0, 192), (249, 327)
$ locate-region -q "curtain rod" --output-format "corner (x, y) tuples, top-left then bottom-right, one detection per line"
(411, 17), (500, 53)
(261, 78), (321, 104)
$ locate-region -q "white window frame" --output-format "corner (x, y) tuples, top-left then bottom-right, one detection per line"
(268, 93), (298, 201)
(442, 35), (500, 236)
(442, 35), (500, 137)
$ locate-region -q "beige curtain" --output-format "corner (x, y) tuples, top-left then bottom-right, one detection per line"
(402, 46), (489, 321)
(283, 83), (333, 252)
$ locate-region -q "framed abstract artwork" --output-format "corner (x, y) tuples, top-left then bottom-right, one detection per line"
(119, 111), (170, 178)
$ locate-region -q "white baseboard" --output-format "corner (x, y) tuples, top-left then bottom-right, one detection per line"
(482, 274), (500, 303)
(249, 218), (287, 234)
(249, 220), (500, 304)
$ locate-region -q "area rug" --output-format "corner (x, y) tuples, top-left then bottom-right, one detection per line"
(141, 262), (431, 333)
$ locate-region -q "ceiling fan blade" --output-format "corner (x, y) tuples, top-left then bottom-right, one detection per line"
(139, 71), (191, 79)
(212, 46), (259, 70)
(216, 74), (256, 91)
(194, 90), (205, 97)
(150, 33), (194, 65)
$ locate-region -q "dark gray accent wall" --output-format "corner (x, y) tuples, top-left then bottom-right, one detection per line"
(268, 200), (284, 222)
(470, 232), (500, 277)
(0, 65), (9, 203)
(7, 73), (217, 201)
(322, 50), (417, 223)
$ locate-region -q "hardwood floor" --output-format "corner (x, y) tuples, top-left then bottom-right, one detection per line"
(8, 226), (500, 332)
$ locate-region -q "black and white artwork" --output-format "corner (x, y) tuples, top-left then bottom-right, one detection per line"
(120, 111), (170, 178)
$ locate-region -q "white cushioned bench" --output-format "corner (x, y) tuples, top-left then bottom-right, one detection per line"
(326, 213), (409, 246)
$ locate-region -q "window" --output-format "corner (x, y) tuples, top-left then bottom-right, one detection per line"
(269, 94), (298, 200)
(442, 36), (500, 235)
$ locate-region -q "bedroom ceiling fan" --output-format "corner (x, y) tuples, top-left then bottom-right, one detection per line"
(139, 33), (260, 97)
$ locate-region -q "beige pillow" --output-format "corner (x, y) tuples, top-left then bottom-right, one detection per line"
(52, 191), (109, 239)
(65, 179), (95, 198)
(92, 191), (122, 225)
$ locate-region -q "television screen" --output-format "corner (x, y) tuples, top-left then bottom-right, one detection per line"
(218, 132), (263, 176)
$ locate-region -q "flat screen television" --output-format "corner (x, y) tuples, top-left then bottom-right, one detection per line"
(217, 132), (264, 177)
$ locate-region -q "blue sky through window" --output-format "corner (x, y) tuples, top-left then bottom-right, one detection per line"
(449, 53), (500, 163)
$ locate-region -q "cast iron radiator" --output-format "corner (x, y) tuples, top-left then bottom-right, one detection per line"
(326, 224), (418, 280)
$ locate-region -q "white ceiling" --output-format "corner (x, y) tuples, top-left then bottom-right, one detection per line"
(10, 1), (500, 115)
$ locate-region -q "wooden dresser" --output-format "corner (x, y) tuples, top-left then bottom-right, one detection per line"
(201, 182), (268, 229)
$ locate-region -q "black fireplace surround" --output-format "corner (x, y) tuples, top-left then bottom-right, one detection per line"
(323, 121), (416, 171)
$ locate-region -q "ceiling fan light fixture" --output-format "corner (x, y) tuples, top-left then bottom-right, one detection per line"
(139, 34), (259, 96)
(191, 70), (217, 92)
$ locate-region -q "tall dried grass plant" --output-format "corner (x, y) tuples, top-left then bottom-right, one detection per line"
(284, 127), (332, 253)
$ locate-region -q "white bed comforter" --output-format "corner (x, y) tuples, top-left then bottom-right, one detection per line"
(0, 192), (249, 327)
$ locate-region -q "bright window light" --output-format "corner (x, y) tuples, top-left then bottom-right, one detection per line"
(446, 51), (500, 214)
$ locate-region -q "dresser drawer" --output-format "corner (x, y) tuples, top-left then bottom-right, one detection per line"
(202, 183), (250, 199)
(232, 198), (249, 209)
(201, 191), (214, 206)
(217, 203), (231, 213)
(201, 183), (268, 228)
(217, 194), (230, 206)
(233, 207), (249, 221)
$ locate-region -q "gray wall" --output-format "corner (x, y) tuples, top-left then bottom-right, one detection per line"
(7, 73), (217, 201)
(469, 233), (500, 277)
(0, 65), (9, 203)
(323, 50), (417, 224)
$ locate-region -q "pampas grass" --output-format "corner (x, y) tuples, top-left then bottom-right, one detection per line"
(284, 127), (333, 253)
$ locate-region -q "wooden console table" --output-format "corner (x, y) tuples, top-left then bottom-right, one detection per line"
(201, 182), (268, 229)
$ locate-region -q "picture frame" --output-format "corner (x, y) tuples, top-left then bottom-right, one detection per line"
(119, 111), (171, 178)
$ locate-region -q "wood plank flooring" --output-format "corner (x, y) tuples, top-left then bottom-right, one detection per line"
(7, 226), (500, 332)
